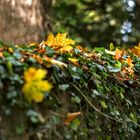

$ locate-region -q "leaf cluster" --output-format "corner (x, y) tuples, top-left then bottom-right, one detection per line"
(0, 34), (140, 139)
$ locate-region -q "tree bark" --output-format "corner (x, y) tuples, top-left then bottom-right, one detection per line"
(0, 0), (52, 44)
(0, 0), (52, 139)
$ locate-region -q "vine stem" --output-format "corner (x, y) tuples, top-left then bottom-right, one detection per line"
(68, 82), (140, 127)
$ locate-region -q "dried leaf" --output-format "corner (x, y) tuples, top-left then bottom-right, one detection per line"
(129, 43), (140, 57)
(0, 52), (3, 58)
(64, 112), (81, 125)
(125, 57), (133, 67)
(114, 48), (124, 60)
(29, 43), (39, 47)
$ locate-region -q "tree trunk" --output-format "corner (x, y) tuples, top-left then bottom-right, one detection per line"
(0, 0), (52, 139)
(0, 0), (52, 44)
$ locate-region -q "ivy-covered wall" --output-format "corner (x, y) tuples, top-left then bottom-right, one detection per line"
(0, 33), (140, 139)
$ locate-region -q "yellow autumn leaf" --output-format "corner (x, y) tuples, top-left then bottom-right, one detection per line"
(36, 80), (52, 92)
(45, 33), (55, 47)
(68, 58), (78, 63)
(55, 33), (67, 46)
(32, 69), (47, 81)
(22, 67), (52, 103)
(24, 67), (37, 82)
(22, 82), (44, 102)
(45, 33), (75, 52)
(65, 38), (75, 46)
(31, 92), (44, 103)
(24, 67), (47, 82)
(8, 47), (14, 53)
(58, 45), (73, 52)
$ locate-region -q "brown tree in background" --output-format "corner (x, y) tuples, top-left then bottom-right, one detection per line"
(0, 0), (52, 139)
(0, 0), (52, 44)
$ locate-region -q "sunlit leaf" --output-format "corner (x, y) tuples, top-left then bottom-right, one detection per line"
(114, 48), (124, 60)
(45, 33), (55, 47)
(68, 58), (78, 63)
(8, 47), (13, 53)
(58, 45), (73, 52)
(24, 67), (46, 82)
(22, 67), (52, 103)
(45, 33), (75, 52)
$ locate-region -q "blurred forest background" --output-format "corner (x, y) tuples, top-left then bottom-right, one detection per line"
(0, 0), (140, 48)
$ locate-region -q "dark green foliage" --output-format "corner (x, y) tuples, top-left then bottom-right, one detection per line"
(0, 40), (140, 139)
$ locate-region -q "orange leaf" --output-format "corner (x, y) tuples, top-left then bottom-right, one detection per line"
(64, 112), (81, 125)
(128, 43), (140, 57)
(125, 57), (133, 67)
(114, 49), (124, 60)
(38, 49), (46, 54)
(32, 54), (43, 64)
(0, 52), (3, 58)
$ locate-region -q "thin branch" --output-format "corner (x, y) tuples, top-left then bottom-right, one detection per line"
(68, 82), (140, 127)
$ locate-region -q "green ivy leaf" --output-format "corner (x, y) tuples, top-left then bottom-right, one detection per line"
(71, 96), (81, 104)
(70, 119), (80, 131)
(100, 100), (108, 109)
(59, 84), (69, 91)
(109, 43), (115, 51)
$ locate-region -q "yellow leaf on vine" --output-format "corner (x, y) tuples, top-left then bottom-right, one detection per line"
(45, 33), (55, 47)
(58, 45), (73, 52)
(22, 67), (52, 103)
(68, 58), (78, 63)
(24, 67), (47, 82)
(45, 33), (75, 52)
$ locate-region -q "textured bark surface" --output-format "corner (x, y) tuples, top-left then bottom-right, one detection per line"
(0, 0), (52, 44)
